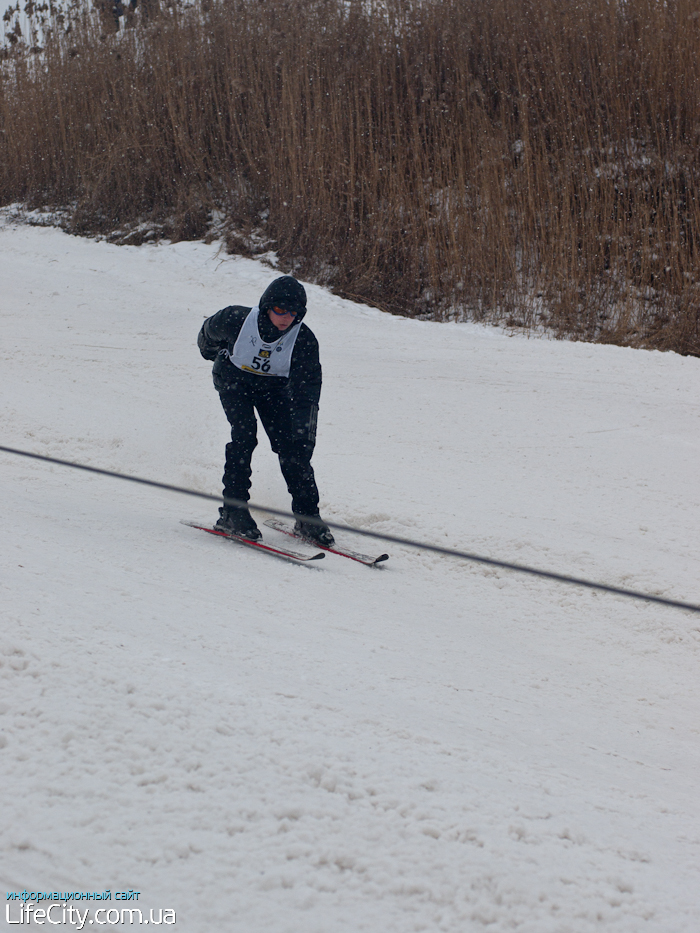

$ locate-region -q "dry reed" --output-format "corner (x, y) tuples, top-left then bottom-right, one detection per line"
(2, 0), (699, 354)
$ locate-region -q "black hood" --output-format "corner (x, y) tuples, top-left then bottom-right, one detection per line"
(258, 276), (307, 323)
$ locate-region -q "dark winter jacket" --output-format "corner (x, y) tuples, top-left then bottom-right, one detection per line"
(197, 277), (322, 414)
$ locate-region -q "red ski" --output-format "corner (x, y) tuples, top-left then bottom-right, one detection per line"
(181, 520), (325, 563)
(264, 518), (389, 566)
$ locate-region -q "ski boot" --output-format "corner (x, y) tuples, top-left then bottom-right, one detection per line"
(215, 506), (262, 541)
(294, 515), (335, 548)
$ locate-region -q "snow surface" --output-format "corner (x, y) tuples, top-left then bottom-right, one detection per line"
(1, 216), (700, 932)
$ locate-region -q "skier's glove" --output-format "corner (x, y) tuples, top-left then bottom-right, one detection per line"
(293, 404), (318, 446)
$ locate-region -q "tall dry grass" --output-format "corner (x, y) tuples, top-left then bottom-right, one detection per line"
(2, 0), (699, 353)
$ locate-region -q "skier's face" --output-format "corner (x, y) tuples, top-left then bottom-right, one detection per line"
(268, 306), (296, 331)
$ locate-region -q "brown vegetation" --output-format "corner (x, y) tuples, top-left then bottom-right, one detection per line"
(2, 0), (699, 354)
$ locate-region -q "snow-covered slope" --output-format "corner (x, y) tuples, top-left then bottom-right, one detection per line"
(2, 217), (699, 931)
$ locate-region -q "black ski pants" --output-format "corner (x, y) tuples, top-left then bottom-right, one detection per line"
(218, 381), (319, 518)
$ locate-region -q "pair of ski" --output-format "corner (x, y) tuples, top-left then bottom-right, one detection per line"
(182, 517), (389, 566)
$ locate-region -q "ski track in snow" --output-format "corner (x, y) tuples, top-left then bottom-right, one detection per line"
(1, 216), (700, 931)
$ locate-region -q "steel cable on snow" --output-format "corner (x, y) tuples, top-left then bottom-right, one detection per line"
(1, 443), (699, 615)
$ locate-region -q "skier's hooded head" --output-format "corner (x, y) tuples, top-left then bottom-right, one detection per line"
(259, 275), (307, 324)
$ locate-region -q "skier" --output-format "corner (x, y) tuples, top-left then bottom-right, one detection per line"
(197, 275), (335, 546)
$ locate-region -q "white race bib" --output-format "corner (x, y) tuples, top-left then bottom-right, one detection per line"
(228, 307), (301, 377)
